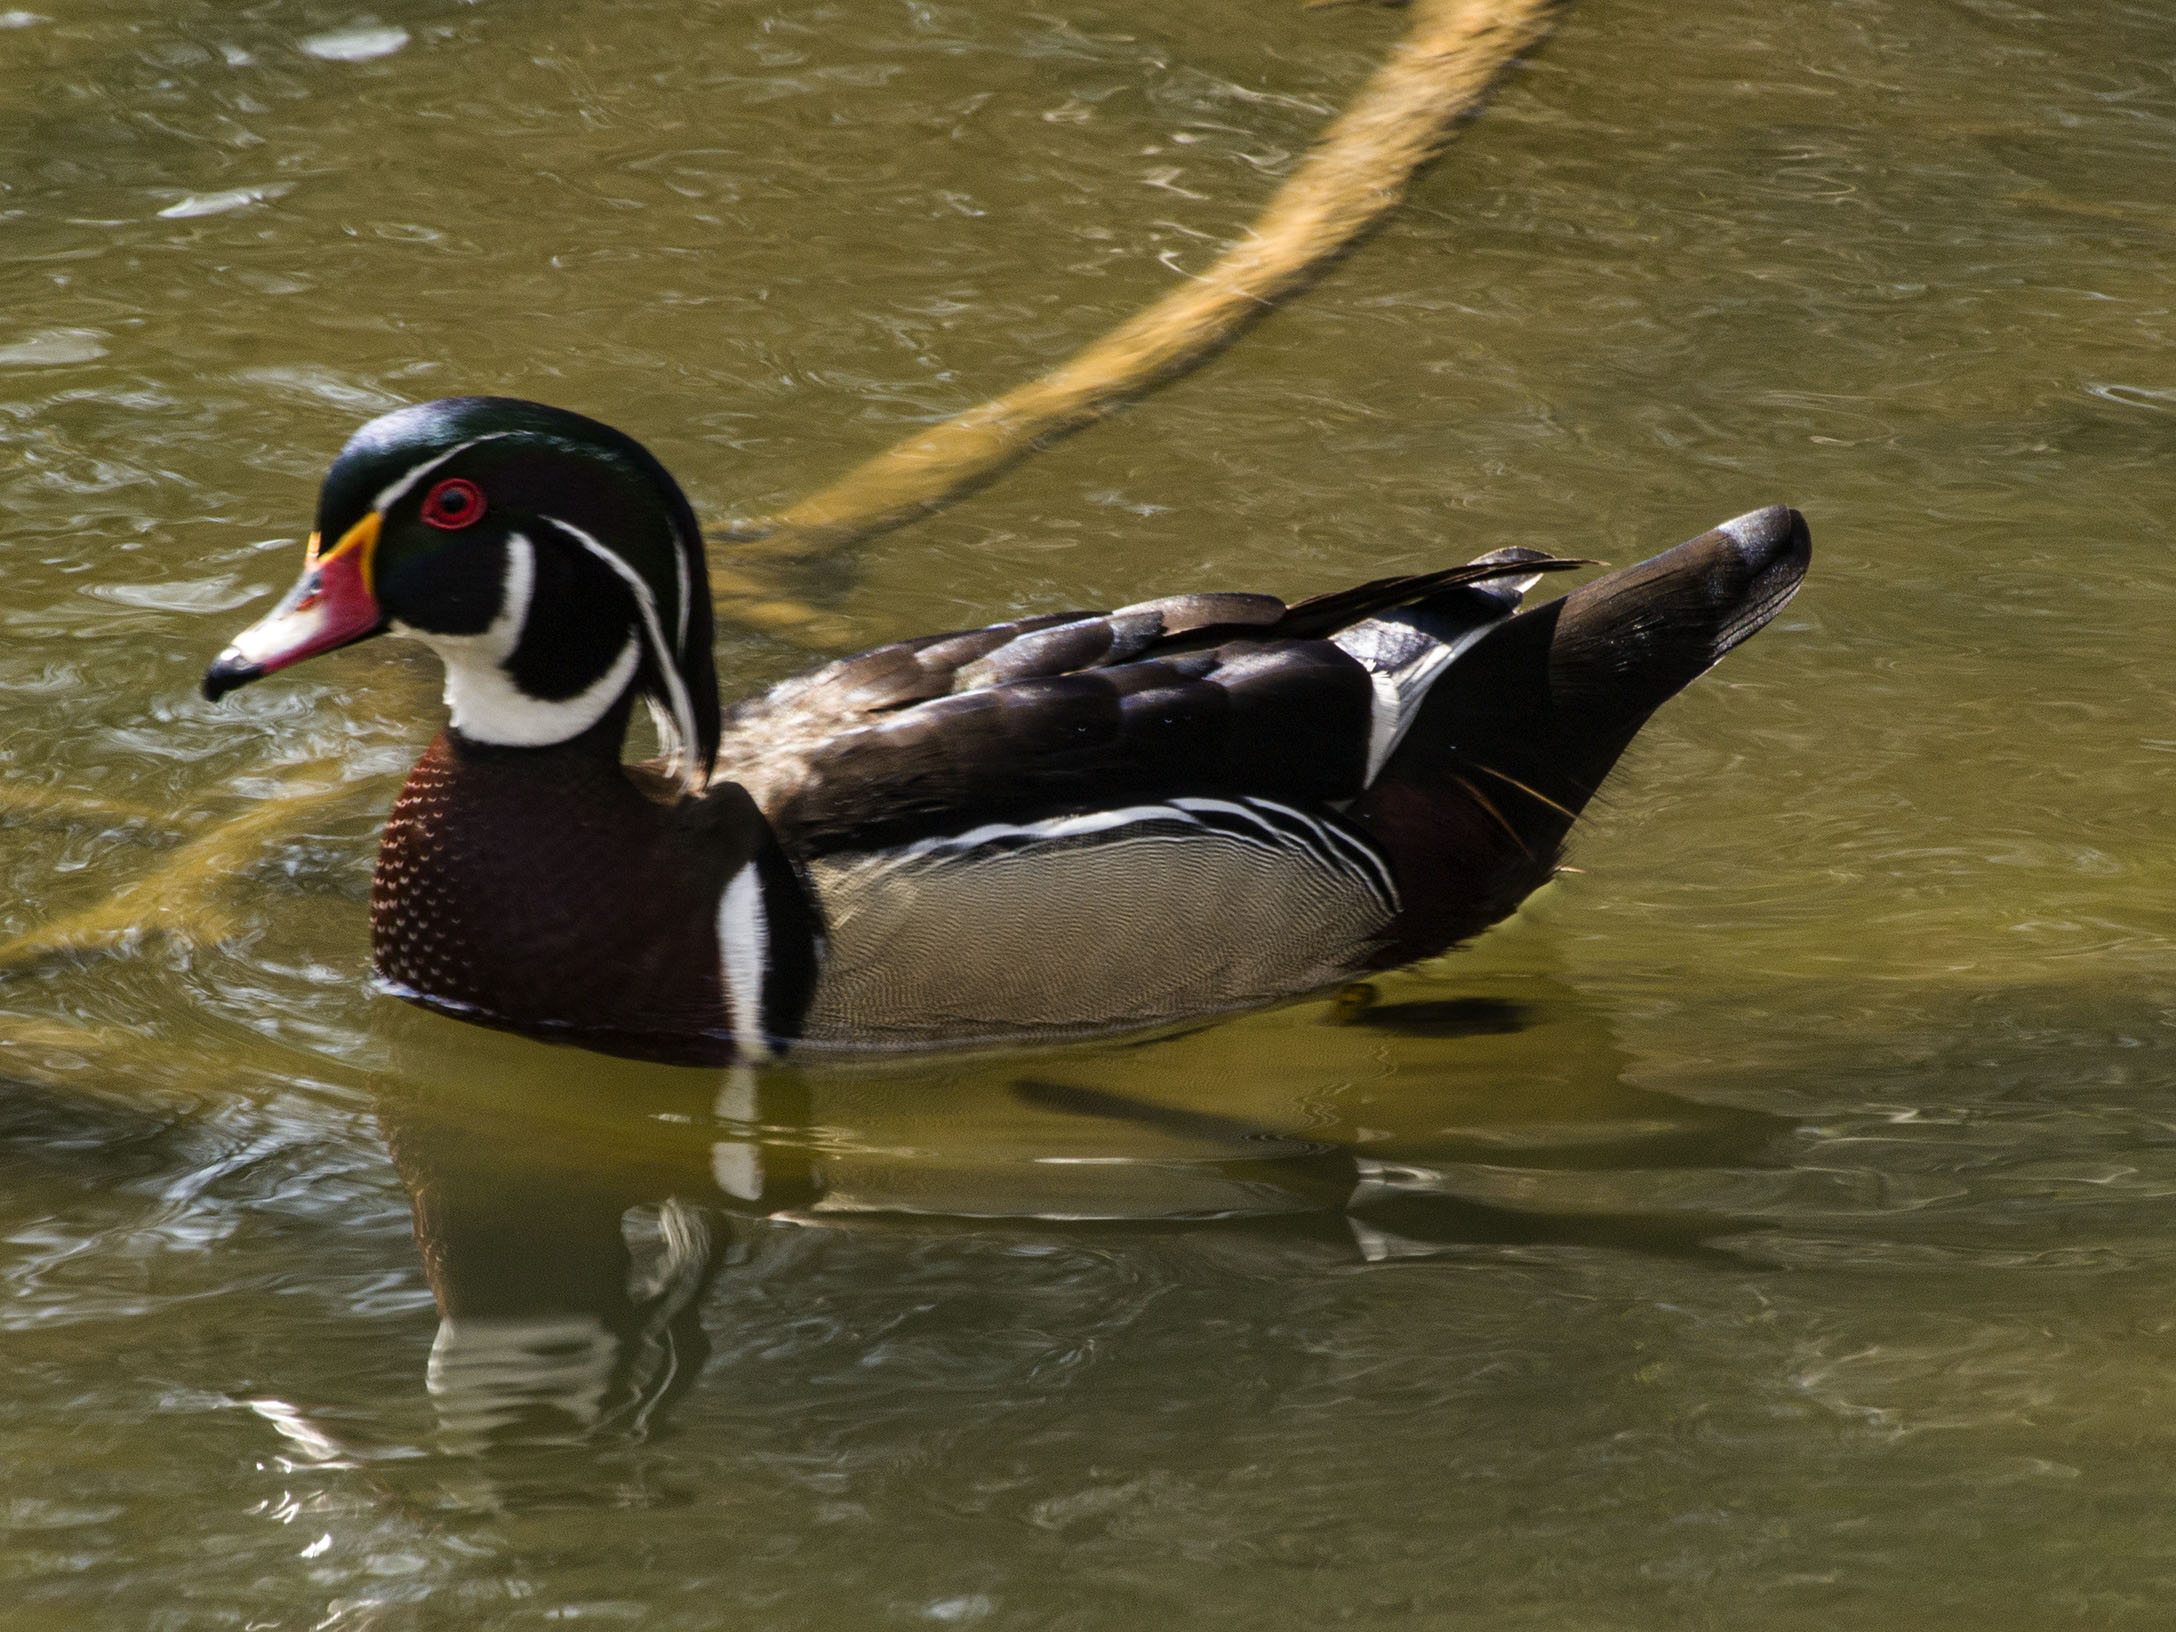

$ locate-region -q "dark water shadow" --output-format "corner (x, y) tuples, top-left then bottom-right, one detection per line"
(0, 1072), (206, 1187)
(1353, 996), (1532, 1037)
(361, 972), (1798, 1452)
(1010, 1076), (1779, 1267)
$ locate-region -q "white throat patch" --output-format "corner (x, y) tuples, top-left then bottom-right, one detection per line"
(398, 532), (641, 747)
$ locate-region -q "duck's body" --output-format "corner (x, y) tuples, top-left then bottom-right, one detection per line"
(205, 398), (1809, 1065)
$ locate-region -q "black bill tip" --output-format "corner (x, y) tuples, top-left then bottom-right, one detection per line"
(201, 653), (263, 702)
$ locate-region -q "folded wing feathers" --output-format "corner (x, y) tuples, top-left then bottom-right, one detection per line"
(1275, 553), (1589, 639)
(715, 550), (1590, 839)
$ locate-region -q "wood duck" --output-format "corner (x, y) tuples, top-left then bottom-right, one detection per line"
(202, 397), (1810, 1066)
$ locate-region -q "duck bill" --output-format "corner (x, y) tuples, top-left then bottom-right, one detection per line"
(202, 515), (387, 700)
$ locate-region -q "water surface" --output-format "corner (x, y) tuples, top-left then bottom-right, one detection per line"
(5, 0), (2176, 1625)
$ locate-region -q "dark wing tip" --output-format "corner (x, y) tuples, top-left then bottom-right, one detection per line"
(1544, 504), (1812, 718)
(1716, 504), (1812, 577)
(1706, 505), (1812, 657)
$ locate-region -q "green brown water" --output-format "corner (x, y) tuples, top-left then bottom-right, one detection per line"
(5, 0), (2176, 1625)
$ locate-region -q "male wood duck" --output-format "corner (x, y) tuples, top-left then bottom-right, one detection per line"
(202, 397), (1809, 1065)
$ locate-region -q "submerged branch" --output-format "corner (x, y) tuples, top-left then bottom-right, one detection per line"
(0, 785), (180, 833)
(713, 0), (1562, 612)
(0, 781), (356, 971)
(13, 0), (1563, 961)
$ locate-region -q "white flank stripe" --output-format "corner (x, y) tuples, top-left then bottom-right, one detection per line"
(1178, 795), (1319, 855)
(1176, 795), (1399, 908)
(893, 794), (1400, 913)
(1260, 799), (1400, 907)
(544, 516), (703, 793)
(898, 803), (1201, 862)
(717, 863), (771, 1061)
(1169, 795), (1282, 838)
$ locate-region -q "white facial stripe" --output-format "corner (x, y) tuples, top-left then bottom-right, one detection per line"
(541, 515), (702, 793)
(400, 532), (643, 747)
(390, 529), (532, 676)
(370, 434), (512, 517)
(716, 862), (771, 1061)
(487, 528), (535, 655)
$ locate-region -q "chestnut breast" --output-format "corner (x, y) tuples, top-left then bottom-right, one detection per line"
(371, 730), (748, 1061)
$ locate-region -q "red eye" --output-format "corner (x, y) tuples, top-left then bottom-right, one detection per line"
(421, 477), (486, 531)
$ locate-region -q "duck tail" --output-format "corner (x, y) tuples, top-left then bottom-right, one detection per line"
(1348, 505), (1811, 962)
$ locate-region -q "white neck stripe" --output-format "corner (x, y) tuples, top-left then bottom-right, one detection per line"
(671, 521), (692, 650)
(541, 514), (703, 794)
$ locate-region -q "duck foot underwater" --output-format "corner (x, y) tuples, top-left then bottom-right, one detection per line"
(202, 397), (1810, 1065)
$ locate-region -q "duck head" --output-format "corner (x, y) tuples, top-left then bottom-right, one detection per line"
(203, 397), (720, 792)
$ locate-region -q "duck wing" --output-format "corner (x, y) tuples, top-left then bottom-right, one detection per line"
(716, 554), (1584, 857)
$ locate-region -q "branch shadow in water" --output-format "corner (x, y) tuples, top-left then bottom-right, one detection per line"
(0, 1073), (201, 1188)
(1350, 997), (1531, 1037)
(1009, 1077), (1779, 1268)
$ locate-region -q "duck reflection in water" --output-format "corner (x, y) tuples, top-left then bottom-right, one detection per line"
(374, 968), (1793, 1453)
